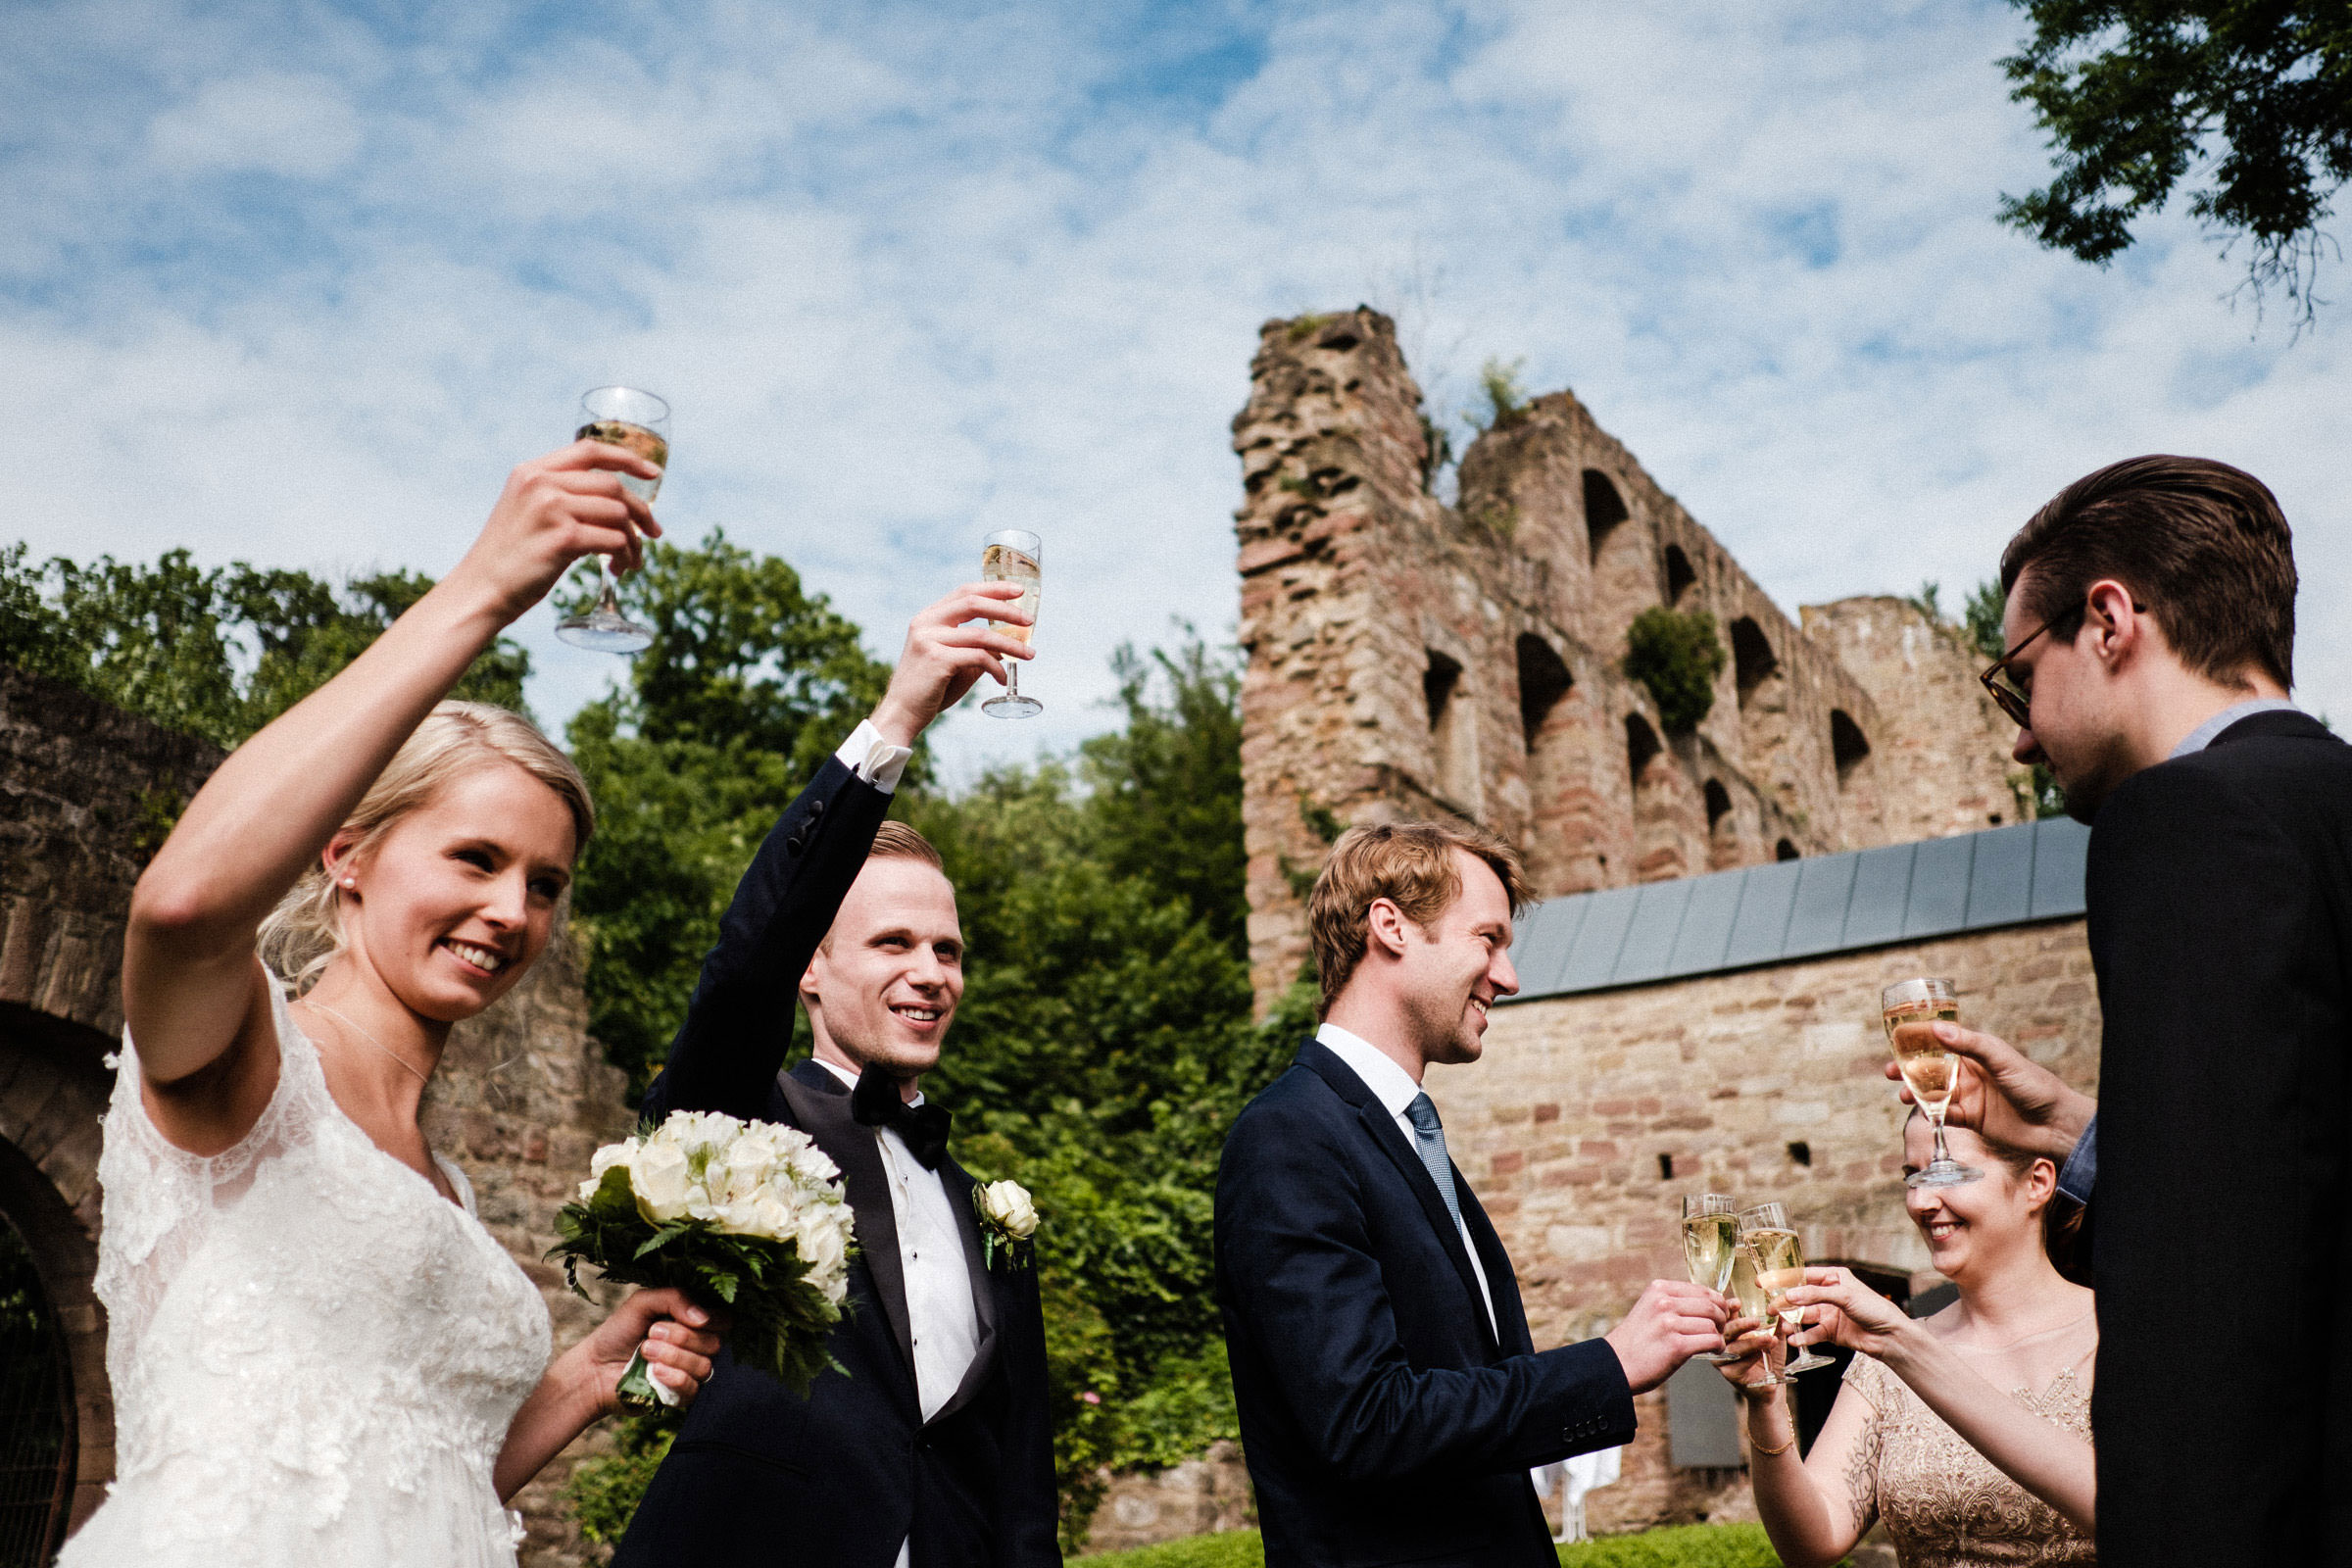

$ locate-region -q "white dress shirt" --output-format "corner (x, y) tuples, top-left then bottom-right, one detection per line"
(835, 718), (915, 794)
(816, 1057), (981, 1568)
(1314, 1023), (1496, 1334)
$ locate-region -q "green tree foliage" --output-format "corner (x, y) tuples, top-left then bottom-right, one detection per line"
(1473, 356), (1530, 430)
(0, 542), (529, 749)
(1622, 607), (1727, 734)
(561, 532), (898, 1097)
(1998, 2), (2352, 318)
(1961, 579), (2067, 818)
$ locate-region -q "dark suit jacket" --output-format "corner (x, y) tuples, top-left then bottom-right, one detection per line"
(614, 758), (1059, 1568)
(1215, 1040), (1636, 1568)
(2085, 710), (2352, 1567)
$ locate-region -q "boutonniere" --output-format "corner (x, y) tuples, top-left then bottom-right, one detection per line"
(973, 1179), (1039, 1272)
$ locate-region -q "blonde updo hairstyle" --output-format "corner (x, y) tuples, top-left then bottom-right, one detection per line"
(257, 701), (595, 998)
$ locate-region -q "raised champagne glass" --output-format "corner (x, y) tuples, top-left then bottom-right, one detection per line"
(1740, 1200), (1836, 1375)
(1728, 1246), (1787, 1388)
(1882, 977), (1982, 1189)
(555, 386), (668, 654)
(981, 528), (1042, 718)
(1680, 1194), (1741, 1363)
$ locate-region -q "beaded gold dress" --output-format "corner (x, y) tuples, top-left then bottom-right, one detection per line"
(1840, 1329), (2097, 1568)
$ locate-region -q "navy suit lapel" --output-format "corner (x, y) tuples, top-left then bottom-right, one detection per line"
(1300, 1040), (1501, 1356)
(1460, 1184), (1532, 1356)
(781, 1063), (917, 1378)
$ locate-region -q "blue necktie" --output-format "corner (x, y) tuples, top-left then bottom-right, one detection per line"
(1404, 1093), (1463, 1230)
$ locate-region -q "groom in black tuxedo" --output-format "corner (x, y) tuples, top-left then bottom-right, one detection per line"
(1216, 821), (1729, 1568)
(613, 581), (1059, 1568)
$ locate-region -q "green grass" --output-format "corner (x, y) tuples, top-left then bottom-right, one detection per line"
(1077, 1523), (1806, 1568)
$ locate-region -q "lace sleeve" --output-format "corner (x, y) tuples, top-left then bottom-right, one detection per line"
(1835, 1353), (1888, 1535)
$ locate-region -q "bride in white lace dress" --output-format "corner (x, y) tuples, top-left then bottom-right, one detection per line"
(62, 440), (722, 1566)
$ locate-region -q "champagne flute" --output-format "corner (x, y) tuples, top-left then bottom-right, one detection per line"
(981, 529), (1042, 718)
(1728, 1247), (1787, 1388)
(1740, 1201), (1836, 1375)
(1679, 1194), (1741, 1363)
(1882, 977), (1983, 1189)
(555, 386), (668, 655)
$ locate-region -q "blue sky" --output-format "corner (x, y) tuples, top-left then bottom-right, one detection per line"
(8, 0), (2347, 777)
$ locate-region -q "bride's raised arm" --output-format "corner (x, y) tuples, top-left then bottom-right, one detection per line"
(122, 440), (659, 1138)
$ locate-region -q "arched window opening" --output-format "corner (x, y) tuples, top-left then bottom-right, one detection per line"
(1663, 545), (1697, 605)
(0, 1211), (71, 1561)
(1625, 712), (1662, 787)
(1731, 617), (1779, 709)
(1703, 779), (1732, 831)
(1515, 634), (1573, 752)
(1775, 838), (1799, 861)
(1424, 650), (1463, 730)
(1583, 468), (1630, 566)
(1830, 710), (1872, 785)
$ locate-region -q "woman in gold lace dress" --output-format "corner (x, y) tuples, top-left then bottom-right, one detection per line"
(1714, 1113), (2095, 1568)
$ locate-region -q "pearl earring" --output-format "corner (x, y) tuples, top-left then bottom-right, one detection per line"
(340, 876), (357, 889)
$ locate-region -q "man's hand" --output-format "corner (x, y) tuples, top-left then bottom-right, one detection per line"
(1603, 1279), (1730, 1395)
(1882, 1022), (2095, 1163)
(868, 581), (1036, 749)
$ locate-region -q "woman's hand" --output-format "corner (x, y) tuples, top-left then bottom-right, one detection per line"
(1710, 1312), (1786, 1394)
(1778, 1266), (1914, 1359)
(445, 440), (665, 629)
(581, 1287), (724, 1413)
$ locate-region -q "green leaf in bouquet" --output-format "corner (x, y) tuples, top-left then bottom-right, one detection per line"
(634, 1222), (694, 1260)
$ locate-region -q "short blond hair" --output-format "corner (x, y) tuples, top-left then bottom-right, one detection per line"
(257, 701), (594, 996)
(870, 819), (943, 869)
(1307, 820), (1528, 1014)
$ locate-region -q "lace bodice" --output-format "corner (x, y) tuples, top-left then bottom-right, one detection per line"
(64, 979), (551, 1565)
(1843, 1344), (2096, 1568)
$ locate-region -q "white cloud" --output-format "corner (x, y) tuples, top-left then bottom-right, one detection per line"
(5, 0), (2347, 783)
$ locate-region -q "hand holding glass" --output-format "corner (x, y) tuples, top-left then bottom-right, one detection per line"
(555, 386), (668, 655)
(981, 530), (1042, 718)
(1740, 1201), (1836, 1375)
(1883, 977), (1982, 1189)
(1679, 1194), (1741, 1363)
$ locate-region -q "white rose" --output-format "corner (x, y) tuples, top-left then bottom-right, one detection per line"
(979, 1179), (1038, 1240)
(630, 1139), (695, 1224)
(589, 1136), (640, 1181)
(786, 1138), (839, 1188)
(795, 1209), (849, 1282)
(746, 1191), (798, 1243)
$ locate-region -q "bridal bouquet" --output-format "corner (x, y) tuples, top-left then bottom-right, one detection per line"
(551, 1109), (858, 1403)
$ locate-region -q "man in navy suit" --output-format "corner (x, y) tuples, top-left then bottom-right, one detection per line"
(1858, 457), (2352, 1567)
(614, 579), (1059, 1568)
(1216, 821), (1730, 1568)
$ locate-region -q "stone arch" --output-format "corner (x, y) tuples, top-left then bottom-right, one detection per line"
(1515, 634), (1573, 752)
(1730, 617), (1779, 709)
(1582, 469), (1656, 645)
(1775, 838), (1799, 861)
(1423, 649), (1481, 816)
(1702, 779), (1740, 870)
(1624, 712), (1661, 786)
(0, 1004), (118, 1544)
(1662, 545), (1697, 606)
(1702, 779), (1732, 830)
(1830, 709), (1872, 785)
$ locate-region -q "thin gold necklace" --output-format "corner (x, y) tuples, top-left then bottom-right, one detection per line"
(303, 1000), (430, 1088)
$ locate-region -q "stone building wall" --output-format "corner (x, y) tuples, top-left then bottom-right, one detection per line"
(1423, 917), (2100, 1529)
(1231, 310), (2029, 1011)
(0, 666), (634, 1565)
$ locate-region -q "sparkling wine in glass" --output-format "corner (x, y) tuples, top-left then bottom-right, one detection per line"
(1728, 1246), (1788, 1388)
(1681, 1194), (1742, 1363)
(1740, 1201), (1836, 1375)
(555, 386), (668, 655)
(1883, 977), (1983, 1189)
(981, 529), (1042, 718)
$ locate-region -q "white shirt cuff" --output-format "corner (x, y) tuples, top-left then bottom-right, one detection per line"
(836, 719), (913, 796)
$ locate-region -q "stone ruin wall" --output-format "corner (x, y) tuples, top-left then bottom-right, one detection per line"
(1233, 309), (2032, 1010)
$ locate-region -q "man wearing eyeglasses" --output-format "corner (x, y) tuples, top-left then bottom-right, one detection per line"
(1889, 455), (2350, 1568)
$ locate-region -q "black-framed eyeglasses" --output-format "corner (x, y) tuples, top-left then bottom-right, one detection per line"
(1977, 595), (2145, 728)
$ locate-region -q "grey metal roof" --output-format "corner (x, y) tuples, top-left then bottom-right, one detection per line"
(1503, 817), (2089, 1004)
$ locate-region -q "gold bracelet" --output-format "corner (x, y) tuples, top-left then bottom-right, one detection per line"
(1749, 1430), (1795, 1457)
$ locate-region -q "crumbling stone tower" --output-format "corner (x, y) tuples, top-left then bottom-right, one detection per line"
(1234, 310), (2028, 1008)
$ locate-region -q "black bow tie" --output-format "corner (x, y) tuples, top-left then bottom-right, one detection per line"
(851, 1064), (952, 1170)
